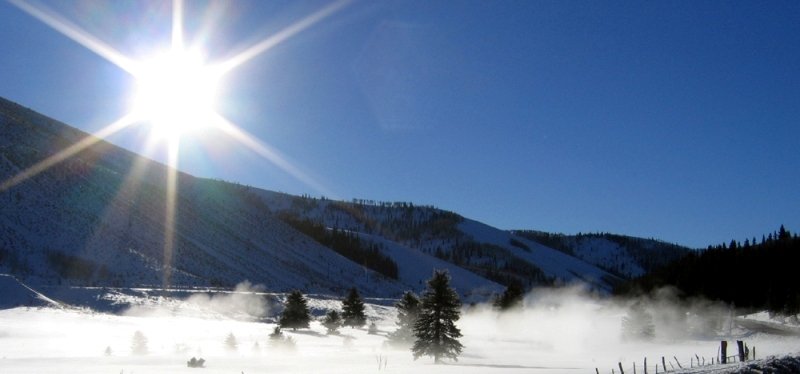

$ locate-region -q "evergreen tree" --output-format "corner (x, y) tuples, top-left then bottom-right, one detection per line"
(412, 270), (464, 363)
(279, 290), (311, 331)
(269, 326), (284, 341)
(387, 291), (420, 346)
(621, 301), (655, 341)
(322, 309), (342, 335)
(779, 225), (790, 240)
(224, 332), (238, 351)
(493, 281), (524, 311)
(341, 287), (367, 328)
(131, 330), (148, 355)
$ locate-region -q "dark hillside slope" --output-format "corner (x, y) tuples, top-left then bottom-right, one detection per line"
(617, 227), (800, 314)
(0, 97), (407, 295)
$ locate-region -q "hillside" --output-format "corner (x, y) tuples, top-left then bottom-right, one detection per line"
(618, 227), (800, 314)
(0, 97), (412, 296)
(0, 274), (61, 309)
(513, 231), (692, 279)
(0, 96), (682, 299)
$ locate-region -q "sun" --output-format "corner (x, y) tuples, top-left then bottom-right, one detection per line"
(130, 48), (221, 141)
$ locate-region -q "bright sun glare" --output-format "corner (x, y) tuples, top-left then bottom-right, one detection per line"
(131, 49), (221, 141)
(1, 0), (348, 277)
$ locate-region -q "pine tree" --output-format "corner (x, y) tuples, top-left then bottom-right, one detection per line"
(224, 332), (238, 351)
(269, 326), (284, 341)
(493, 281), (524, 311)
(131, 330), (148, 355)
(279, 290), (311, 331)
(412, 270), (464, 363)
(621, 301), (655, 341)
(779, 225), (790, 240)
(322, 309), (342, 335)
(387, 291), (420, 346)
(341, 287), (367, 328)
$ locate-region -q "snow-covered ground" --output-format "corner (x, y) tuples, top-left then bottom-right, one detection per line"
(1, 287), (798, 374)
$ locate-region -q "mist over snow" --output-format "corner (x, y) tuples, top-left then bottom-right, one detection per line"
(1, 284), (799, 374)
(121, 281), (275, 321)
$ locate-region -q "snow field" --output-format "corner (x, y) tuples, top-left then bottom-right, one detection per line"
(0, 288), (798, 373)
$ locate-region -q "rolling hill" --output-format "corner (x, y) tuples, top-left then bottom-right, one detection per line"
(0, 96), (690, 299)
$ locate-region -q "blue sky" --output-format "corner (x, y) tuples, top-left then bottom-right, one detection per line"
(1, 0), (798, 248)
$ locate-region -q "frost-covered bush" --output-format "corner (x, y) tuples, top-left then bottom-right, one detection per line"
(224, 332), (238, 351)
(131, 331), (148, 355)
(621, 301), (655, 341)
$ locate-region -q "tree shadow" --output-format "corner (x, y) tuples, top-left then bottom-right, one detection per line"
(287, 330), (326, 338)
(445, 362), (582, 370)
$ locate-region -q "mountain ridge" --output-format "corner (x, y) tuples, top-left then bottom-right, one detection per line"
(0, 96), (691, 299)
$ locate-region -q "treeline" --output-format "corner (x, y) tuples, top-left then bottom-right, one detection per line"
(46, 250), (115, 284)
(326, 201), (462, 243)
(436, 240), (551, 288)
(277, 213), (399, 279)
(514, 230), (690, 276)
(617, 226), (800, 314)
(513, 230), (575, 255)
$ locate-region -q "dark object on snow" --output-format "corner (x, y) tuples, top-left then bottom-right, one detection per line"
(721, 341), (728, 364)
(342, 287), (367, 328)
(387, 291), (420, 347)
(279, 290), (311, 330)
(493, 281), (524, 310)
(731, 355), (800, 373)
(322, 310), (342, 335)
(737, 340), (745, 362)
(187, 357), (205, 368)
(412, 270), (463, 364)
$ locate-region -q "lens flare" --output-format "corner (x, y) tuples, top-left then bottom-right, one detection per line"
(131, 49), (221, 141)
(3, 0), (352, 287)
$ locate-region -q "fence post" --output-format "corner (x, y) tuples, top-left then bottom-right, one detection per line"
(619, 362), (625, 374)
(662, 356), (666, 372)
(633, 362), (636, 374)
(721, 341), (727, 364)
(674, 356), (682, 369)
(595, 368), (599, 374)
(737, 340), (745, 362)
(644, 357), (648, 374)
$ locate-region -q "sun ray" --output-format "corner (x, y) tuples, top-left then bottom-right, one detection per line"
(162, 137), (181, 288)
(211, 114), (336, 198)
(171, 0), (184, 50)
(8, 0), (138, 75)
(0, 114), (138, 192)
(218, 0), (352, 75)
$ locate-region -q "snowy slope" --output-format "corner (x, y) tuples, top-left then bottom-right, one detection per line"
(0, 274), (61, 308)
(459, 219), (619, 291)
(0, 96), (667, 299)
(257, 190), (620, 291)
(567, 236), (646, 278)
(513, 231), (692, 279)
(353, 231), (503, 301)
(0, 98), (411, 296)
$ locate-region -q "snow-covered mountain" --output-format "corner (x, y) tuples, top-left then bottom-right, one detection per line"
(0, 97), (686, 298)
(513, 230), (691, 279)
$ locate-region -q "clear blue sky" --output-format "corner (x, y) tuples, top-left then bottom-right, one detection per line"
(1, 0), (798, 248)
